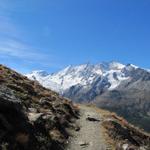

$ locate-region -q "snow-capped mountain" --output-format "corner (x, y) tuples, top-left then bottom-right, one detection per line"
(26, 61), (137, 96)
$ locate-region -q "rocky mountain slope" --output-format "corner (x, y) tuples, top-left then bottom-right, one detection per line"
(0, 64), (79, 150)
(95, 67), (150, 132)
(26, 61), (150, 132)
(97, 105), (150, 150)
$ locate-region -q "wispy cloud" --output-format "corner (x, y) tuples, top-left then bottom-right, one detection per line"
(0, 38), (63, 70)
(0, 37), (64, 74)
(0, 1), (62, 72)
(0, 39), (48, 60)
(0, 1), (20, 37)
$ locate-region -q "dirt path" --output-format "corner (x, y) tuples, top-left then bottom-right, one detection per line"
(67, 105), (110, 150)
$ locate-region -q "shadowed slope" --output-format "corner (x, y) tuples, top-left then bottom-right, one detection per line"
(0, 64), (79, 150)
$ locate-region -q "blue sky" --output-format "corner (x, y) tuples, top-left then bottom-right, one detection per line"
(0, 0), (150, 73)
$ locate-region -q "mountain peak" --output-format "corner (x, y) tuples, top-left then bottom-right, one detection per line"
(108, 61), (125, 69)
(26, 70), (49, 81)
(31, 70), (49, 76)
(126, 63), (138, 69)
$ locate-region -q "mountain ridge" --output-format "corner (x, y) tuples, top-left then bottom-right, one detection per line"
(26, 61), (150, 132)
(26, 61), (139, 94)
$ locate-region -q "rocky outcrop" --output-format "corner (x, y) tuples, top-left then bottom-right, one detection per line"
(0, 65), (79, 150)
(96, 107), (150, 150)
(103, 119), (150, 149)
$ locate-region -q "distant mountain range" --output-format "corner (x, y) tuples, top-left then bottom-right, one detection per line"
(26, 61), (135, 95)
(26, 61), (150, 132)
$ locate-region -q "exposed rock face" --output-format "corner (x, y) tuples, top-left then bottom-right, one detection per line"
(101, 111), (150, 150)
(95, 68), (150, 132)
(0, 65), (79, 150)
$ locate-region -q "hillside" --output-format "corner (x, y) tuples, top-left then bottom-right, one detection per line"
(67, 105), (150, 150)
(95, 67), (150, 132)
(98, 105), (150, 150)
(0, 65), (79, 150)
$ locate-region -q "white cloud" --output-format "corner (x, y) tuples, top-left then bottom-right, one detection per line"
(0, 38), (64, 71)
(0, 1), (49, 64)
(0, 1), (63, 71)
(0, 39), (49, 61)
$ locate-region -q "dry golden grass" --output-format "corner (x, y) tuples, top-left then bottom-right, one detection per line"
(72, 103), (80, 111)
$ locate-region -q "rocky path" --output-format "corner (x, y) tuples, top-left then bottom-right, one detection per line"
(67, 105), (110, 150)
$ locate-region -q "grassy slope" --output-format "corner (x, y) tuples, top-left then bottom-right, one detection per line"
(0, 65), (79, 150)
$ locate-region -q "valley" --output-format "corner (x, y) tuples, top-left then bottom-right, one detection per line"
(26, 61), (150, 132)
